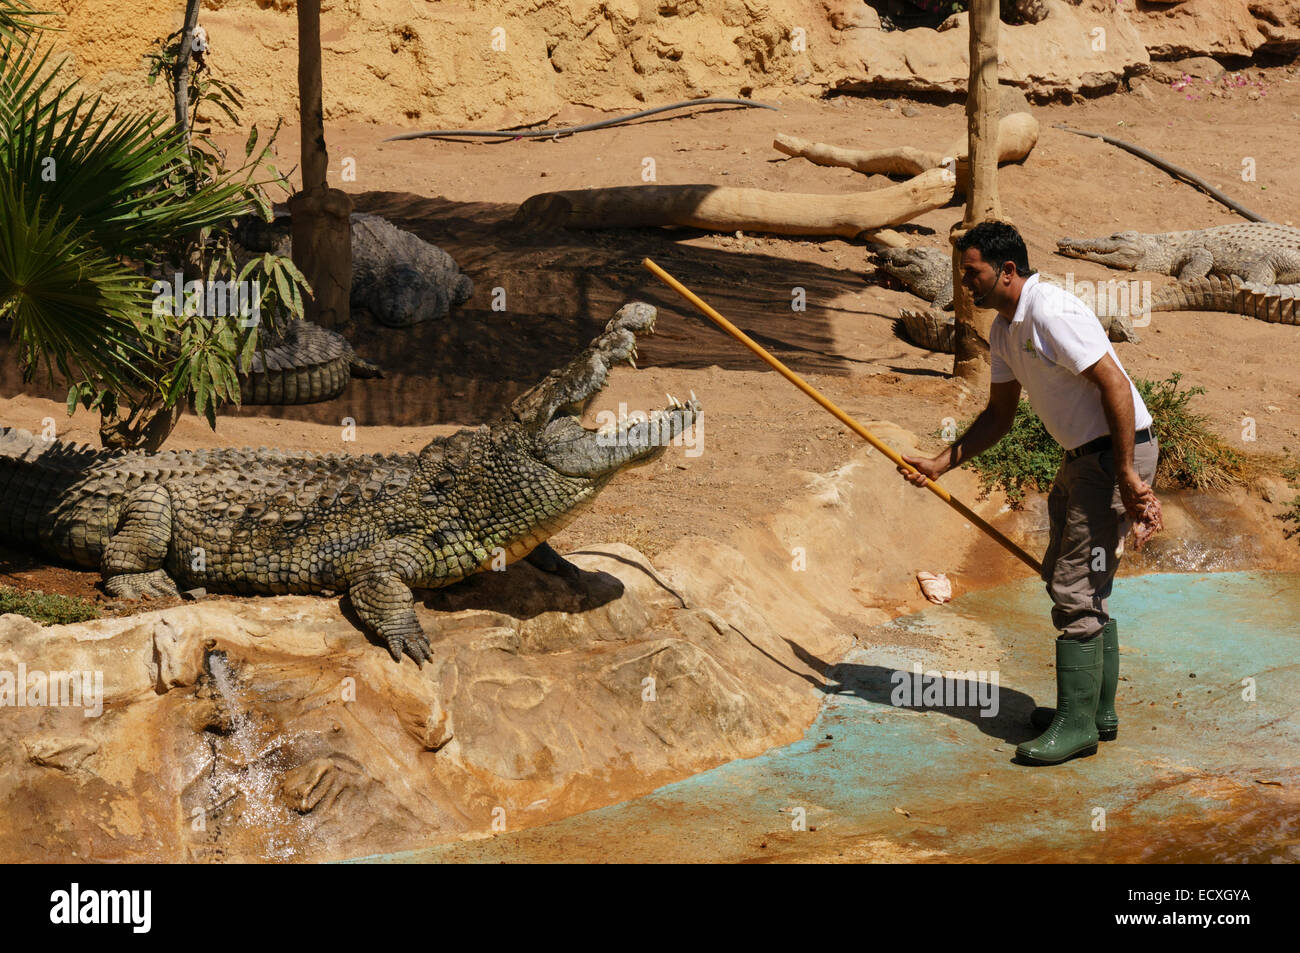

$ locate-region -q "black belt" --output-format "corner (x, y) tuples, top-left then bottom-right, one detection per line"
(1065, 427), (1153, 463)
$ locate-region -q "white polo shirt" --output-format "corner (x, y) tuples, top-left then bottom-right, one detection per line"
(990, 273), (1152, 451)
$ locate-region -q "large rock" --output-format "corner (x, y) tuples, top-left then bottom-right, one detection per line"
(1250, 0), (1300, 53)
(0, 543), (843, 862)
(45, 0), (856, 132)
(825, 0), (1150, 99)
(1131, 0), (1300, 59)
(1133, 0), (1266, 59)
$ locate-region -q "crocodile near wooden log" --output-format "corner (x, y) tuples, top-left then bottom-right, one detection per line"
(875, 246), (1138, 352)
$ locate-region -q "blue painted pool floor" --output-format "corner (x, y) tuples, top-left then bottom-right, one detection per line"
(355, 572), (1299, 863)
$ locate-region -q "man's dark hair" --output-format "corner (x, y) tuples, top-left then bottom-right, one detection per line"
(955, 220), (1035, 277)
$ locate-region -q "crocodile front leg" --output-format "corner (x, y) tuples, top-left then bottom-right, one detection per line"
(1242, 259), (1280, 286)
(1175, 248), (1214, 281)
(524, 540), (583, 585)
(102, 484), (180, 599)
(345, 538), (435, 665)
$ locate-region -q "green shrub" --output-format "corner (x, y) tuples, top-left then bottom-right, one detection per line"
(1135, 372), (1247, 492)
(0, 586), (100, 625)
(955, 398), (1061, 506)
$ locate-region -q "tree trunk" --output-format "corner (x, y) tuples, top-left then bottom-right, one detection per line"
(172, 0), (201, 143)
(99, 399), (183, 453)
(292, 0), (351, 330)
(952, 0), (1004, 384)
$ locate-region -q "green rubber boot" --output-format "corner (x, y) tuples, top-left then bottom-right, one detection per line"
(1029, 620), (1119, 740)
(1016, 635), (1103, 766)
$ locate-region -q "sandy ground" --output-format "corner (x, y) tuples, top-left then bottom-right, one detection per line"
(3, 70), (1299, 616)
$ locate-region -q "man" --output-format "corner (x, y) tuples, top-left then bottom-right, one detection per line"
(898, 221), (1162, 766)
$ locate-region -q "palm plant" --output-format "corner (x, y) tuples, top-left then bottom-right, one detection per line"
(0, 5), (308, 446)
(0, 1), (41, 42)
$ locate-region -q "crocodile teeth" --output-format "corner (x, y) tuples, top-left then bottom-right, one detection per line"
(666, 392), (681, 409)
(689, 389), (698, 404)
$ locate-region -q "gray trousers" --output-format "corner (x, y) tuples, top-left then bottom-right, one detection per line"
(1040, 437), (1160, 640)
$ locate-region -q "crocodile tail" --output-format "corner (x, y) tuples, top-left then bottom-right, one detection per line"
(1241, 283), (1300, 324)
(240, 360), (352, 404)
(348, 352), (384, 379)
(1149, 275), (1245, 314)
(239, 320), (382, 403)
(898, 308), (955, 353)
(1148, 276), (1300, 323)
(0, 428), (115, 561)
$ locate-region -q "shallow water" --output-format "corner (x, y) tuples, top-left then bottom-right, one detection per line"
(354, 571), (1300, 863)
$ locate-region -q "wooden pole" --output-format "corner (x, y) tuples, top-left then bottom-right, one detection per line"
(289, 0), (351, 330)
(296, 0), (326, 199)
(951, 0), (1003, 383)
(643, 257), (1042, 574)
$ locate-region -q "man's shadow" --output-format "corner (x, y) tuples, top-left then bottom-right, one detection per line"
(786, 638), (1043, 745)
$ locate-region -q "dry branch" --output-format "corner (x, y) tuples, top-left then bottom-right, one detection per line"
(773, 111), (1040, 187)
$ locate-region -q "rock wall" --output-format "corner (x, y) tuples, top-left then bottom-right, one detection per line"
(37, 0), (1300, 135)
(1133, 0), (1300, 59)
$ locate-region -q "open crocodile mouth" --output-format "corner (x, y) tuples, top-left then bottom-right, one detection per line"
(517, 302), (703, 478)
(541, 380), (702, 480)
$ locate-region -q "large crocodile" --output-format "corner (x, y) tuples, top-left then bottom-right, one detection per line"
(0, 303), (698, 664)
(876, 246), (1138, 352)
(1056, 223), (1300, 285)
(235, 212), (474, 328)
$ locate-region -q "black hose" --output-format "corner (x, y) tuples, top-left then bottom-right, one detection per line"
(1052, 124), (1269, 224)
(382, 97), (779, 143)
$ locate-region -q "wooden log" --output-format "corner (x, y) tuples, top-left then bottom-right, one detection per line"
(861, 228), (911, 249)
(772, 112), (1039, 183)
(773, 134), (940, 177)
(941, 110), (1039, 170)
(514, 167), (958, 239)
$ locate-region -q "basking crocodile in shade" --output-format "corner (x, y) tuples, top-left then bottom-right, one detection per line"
(0, 303), (698, 664)
(222, 210), (473, 403)
(235, 212), (474, 328)
(1056, 223), (1300, 285)
(875, 246), (1138, 352)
